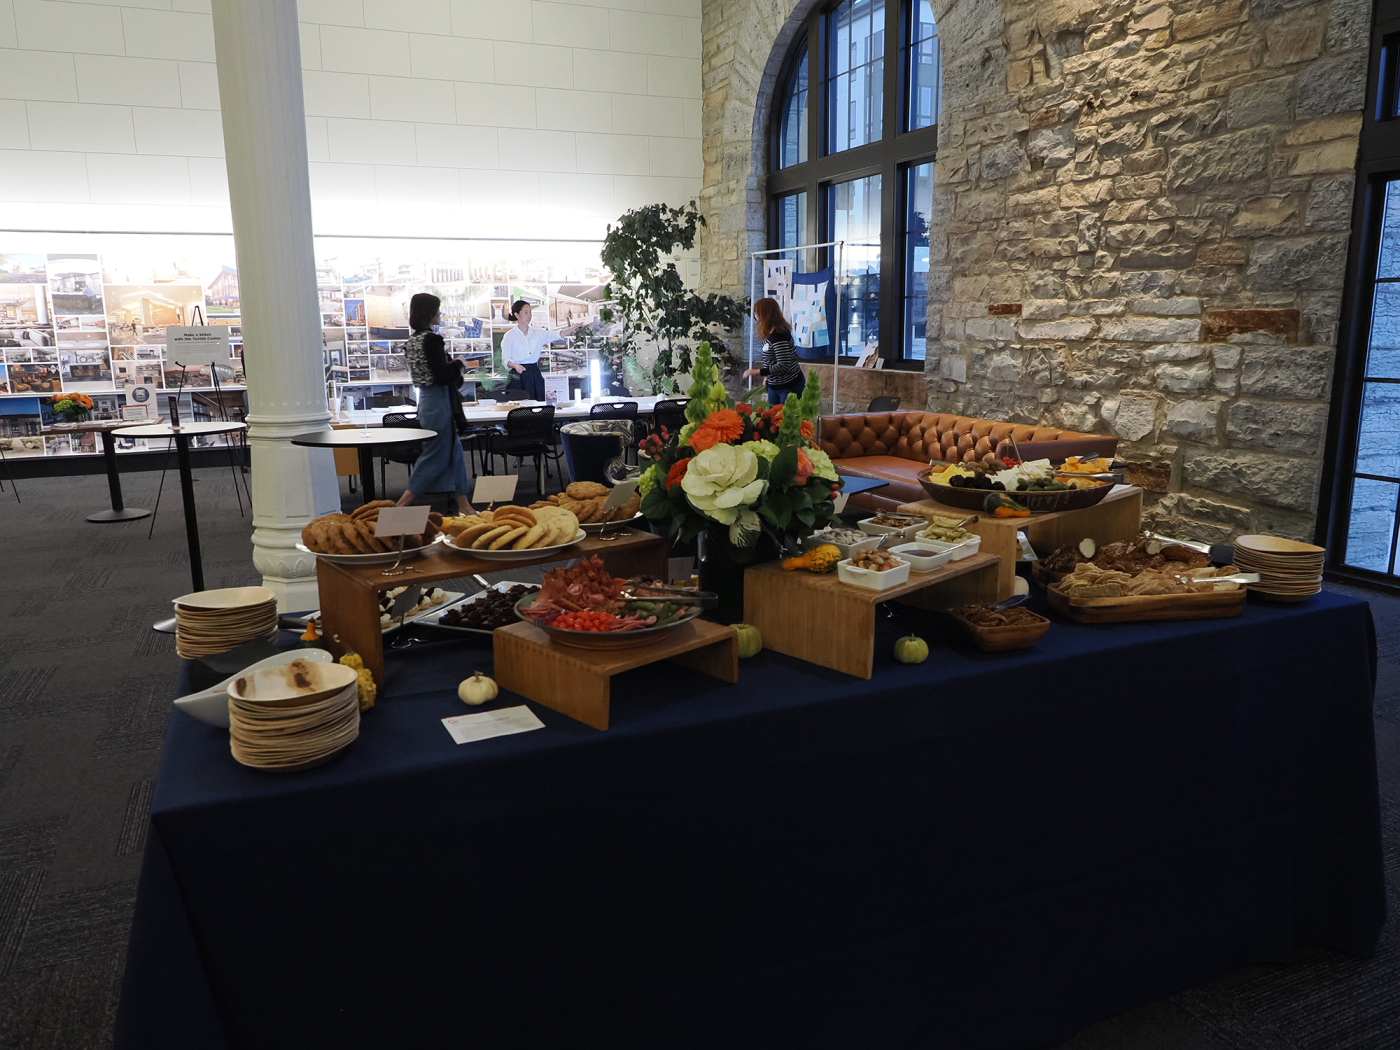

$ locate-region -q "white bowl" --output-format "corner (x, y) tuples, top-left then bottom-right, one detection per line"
(890, 542), (953, 572)
(856, 516), (925, 543)
(804, 530), (879, 559)
(914, 535), (983, 561)
(173, 648), (334, 728)
(836, 556), (911, 591)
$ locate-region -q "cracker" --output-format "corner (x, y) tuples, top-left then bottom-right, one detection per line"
(490, 526), (527, 550)
(513, 524), (545, 549)
(472, 525), (511, 549)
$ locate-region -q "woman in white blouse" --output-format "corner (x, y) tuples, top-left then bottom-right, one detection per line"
(501, 300), (567, 402)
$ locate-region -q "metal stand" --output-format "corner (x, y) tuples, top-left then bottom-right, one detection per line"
(88, 428), (149, 522)
(380, 536), (421, 577)
(0, 441), (18, 503)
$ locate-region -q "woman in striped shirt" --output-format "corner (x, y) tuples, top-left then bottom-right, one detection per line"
(743, 297), (807, 406)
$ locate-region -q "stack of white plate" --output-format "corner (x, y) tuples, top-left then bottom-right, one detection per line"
(173, 586), (279, 659)
(227, 660), (361, 772)
(1233, 535), (1325, 602)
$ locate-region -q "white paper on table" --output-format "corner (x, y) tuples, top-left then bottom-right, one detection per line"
(442, 705), (545, 745)
(474, 474), (519, 504)
(603, 479), (637, 511)
(375, 505), (431, 537)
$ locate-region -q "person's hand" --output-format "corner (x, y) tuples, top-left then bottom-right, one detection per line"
(742, 368), (762, 379)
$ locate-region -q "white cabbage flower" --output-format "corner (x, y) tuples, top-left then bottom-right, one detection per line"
(682, 443), (768, 525)
(728, 509), (761, 548)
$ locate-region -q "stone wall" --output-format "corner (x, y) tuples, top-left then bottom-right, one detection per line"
(924, 0), (1368, 542)
(699, 0), (1371, 543)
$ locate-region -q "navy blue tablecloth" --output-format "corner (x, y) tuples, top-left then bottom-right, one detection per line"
(115, 590), (1385, 1050)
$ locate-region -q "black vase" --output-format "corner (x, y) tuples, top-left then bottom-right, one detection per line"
(697, 530), (779, 625)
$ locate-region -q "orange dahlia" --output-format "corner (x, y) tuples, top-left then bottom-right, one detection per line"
(799, 419), (814, 440)
(689, 408), (745, 452)
(665, 457), (692, 490)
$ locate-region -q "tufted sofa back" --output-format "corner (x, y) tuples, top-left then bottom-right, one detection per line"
(819, 412), (1117, 465)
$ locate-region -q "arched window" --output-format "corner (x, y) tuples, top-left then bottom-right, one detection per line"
(767, 0), (939, 363)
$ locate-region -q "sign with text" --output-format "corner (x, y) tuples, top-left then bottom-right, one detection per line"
(602, 479), (637, 511)
(120, 404), (152, 421)
(442, 706), (545, 745)
(473, 474), (518, 504)
(165, 326), (230, 368)
(374, 505), (431, 538)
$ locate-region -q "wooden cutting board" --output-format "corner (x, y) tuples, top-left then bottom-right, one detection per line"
(1046, 583), (1246, 623)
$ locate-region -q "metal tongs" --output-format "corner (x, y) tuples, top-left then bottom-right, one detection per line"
(618, 580), (719, 608)
(1175, 572), (1260, 586)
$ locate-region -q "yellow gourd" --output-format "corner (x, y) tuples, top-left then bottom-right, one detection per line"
(782, 544), (842, 573)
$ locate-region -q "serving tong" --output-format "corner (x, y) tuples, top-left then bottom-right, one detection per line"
(618, 580), (719, 609)
(1174, 572), (1260, 586)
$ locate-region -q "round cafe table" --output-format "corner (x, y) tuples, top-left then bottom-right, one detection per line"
(289, 426), (436, 505)
(47, 418), (163, 523)
(114, 421), (248, 630)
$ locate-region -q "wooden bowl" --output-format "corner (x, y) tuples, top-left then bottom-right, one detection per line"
(947, 608), (1050, 651)
(917, 468), (1116, 513)
(228, 659), (359, 708)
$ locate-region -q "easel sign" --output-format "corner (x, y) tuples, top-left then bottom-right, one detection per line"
(165, 325), (231, 365)
(473, 474), (518, 506)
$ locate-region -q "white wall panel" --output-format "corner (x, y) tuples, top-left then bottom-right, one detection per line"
(493, 41), (572, 88)
(532, 2), (608, 50)
(304, 114), (329, 162)
(409, 32), (488, 81)
(364, 0), (449, 31)
(540, 170), (613, 214)
(498, 126), (574, 171)
(644, 0), (698, 15)
(461, 166), (538, 208)
(375, 163), (461, 206)
(174, 0), (213, 13)
(176, 60), (219, 109)
(0, 99), (29, 147)
(607, 9), (681, 56)
(0, 147), (90, 200)
(611, 91), (681, 137)
(297, 0), (363, 28)
(27, 100), (136, 153)
(0, 0), (17, 49)
(300, 24), (321, 70)
(121, 8), (216, 62)
(679, 15), (698, 59)
(571, 49), (645, 94)
(319, 25), (411, 77)
(76, 55), (182, 107)
(187, 155), (228, 205)
(368, 74), (455, 124)
(454, 81), (534, 127)
(14, 0), (124, 56)
(575, 131), (647, 175)
(417, 121), (498, 169)
(0, 48), (78, 102)
(535, 87), (611, 133)
(450, 0), (533, 42)
(302, 70), (371, 119)
(327, 115), (414, 161)
(646, 54), (696, 98)
(307, 160), (377, 202)
(648, 134), (697, 177)
(87, 152), (190, 203)
(132, 105), (225, 156)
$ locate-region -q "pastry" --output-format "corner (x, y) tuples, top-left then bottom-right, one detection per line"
(566, 481), (609, 500)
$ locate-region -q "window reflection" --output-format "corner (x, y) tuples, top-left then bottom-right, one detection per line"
(828, 0), (885, 153)
(829, 175), (881, 355)
(777, 42), (808, 169)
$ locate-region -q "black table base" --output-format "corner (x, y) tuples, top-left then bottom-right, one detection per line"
(88, 428), (150, 524)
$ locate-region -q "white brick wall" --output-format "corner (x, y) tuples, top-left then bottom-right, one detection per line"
(0, 0), (702, 238)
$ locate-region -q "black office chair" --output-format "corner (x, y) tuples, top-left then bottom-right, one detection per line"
(379, 412), (423, 494)
(867, 396), (902, 412)
(590, 401), (641, 463)
(652, 398), (691, 440)
(488, 405), (558, 496)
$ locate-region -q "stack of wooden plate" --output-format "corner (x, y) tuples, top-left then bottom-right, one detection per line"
(227, 660), (361, 772)
(1233, 535), (1325, 601)
(173, 586), (279, 659)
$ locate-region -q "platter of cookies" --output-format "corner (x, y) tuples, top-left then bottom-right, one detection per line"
(297, 500), (443, 564)
(532, 481), (643, 530)
(440, 503), (584, 560)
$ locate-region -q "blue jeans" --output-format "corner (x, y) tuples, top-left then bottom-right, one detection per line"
(767, 373), (806, 406)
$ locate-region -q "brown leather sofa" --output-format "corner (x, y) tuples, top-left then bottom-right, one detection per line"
(820, 412), (1119, 512)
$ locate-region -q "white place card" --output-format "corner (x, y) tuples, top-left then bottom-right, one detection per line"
(832, 492), (850, 514)
(473, 474), (518, 504)
(442, 705), (545, 745)
(374, 505), (431, 537)
(602, 479), (637, 511)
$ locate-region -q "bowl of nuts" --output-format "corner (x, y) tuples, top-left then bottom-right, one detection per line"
(804, 525), (879, 559)
(836, 548), (911, 590)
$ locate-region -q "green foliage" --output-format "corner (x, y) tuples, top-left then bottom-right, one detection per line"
(684, 342), (730, 424)
(600, 201), (747, 393)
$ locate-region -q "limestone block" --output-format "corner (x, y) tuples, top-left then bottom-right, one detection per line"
(1134, 297), (1201, 316)
(1305, 173), (1355, 231)
(1197, 240), (1251, 266)
(1101, 395), (1158, 441)
(1103, 222), (1173, 249)
(1017, 318), (1095, 340)
(1164, 399), (1220, 442)
(1203, 307), (1301, 342)
(1027, 123), (1076, 167)
(1328, 0), (1371, 53)
(1117, 244), (1199, 268)
(966, 317), (1018, 341)
(1264, 22), (1322, 67)
(1144, 342), (1207, 362)
(1231, 196), (1300, 236)
(985, 351), (1022, 382)
(1289, 139), (1359, 176)
(1227, 77), (1296, 128)
(1213, 346), (1242, 370)
(1239, 345), (1335, 399)
(982, 138), (1029, 181)
(940, 355), (968, 382)
(1174, 0), (1246, 41)
(1225, 399), (1328, 455)
(943, 44), (1010, 114)
(1166, 127), (1271, 191)
(1295, 53), (1367, 118)
(1154, 492), (1253, 530)
(1282, 113), (1363, 146)
(1245, 234), (1349, 290)
(1183, 447), (1322, 511)
(1100, 316), (1203, 342)
(1021, 298), (1069, 319)
(1156, 362), (1213, 392)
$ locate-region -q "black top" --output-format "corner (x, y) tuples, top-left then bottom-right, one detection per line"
(405, 331), (457, 387)
(760, 334), (803, 387)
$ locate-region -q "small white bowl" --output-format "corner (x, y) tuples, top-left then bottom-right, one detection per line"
(836, 556), (911, 590)
(914, 535), (983, 561)
(804, 530), (879, 559)
(890, 542), (953, 572)
(856, 516), (925, 543)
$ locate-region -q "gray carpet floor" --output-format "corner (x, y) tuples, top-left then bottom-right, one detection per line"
(0, 464), (1395, 1049)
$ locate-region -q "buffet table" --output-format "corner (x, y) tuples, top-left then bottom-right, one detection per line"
(115, 590), (1385, 1050)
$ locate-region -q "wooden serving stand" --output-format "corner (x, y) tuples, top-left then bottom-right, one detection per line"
(898, 486), (1143, 599)
(315, 529), (666, 684)
(493, 619), (738, 730)
(1046, 583), (1246, 623)
(742, 553), (1000, 679)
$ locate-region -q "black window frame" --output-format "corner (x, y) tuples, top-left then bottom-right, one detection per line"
(766, 0), (938, 368)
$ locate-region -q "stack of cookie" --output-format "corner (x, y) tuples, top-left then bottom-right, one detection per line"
(301, 500), (443, 555)
(441, 504), (580, 552)
(532, 482), (642, 525)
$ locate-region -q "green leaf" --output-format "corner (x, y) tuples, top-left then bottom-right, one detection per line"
(641, 487), (670, 518)
(795, 508), (815, 527)
(770, 444), (798, 486)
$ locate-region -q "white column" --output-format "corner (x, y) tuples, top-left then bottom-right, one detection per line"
(210, 0), (340, 610)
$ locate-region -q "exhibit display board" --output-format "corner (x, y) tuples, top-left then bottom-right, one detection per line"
(0, 237), (608, 459)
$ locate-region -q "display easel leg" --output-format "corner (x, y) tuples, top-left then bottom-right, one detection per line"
(0, 443), (18, 503)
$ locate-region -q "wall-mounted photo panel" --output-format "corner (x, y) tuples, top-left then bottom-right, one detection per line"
(0, 402), (44, 453)
(114, 360), (163, 394)
(59, 349), (113, 390)
(344, 299), (366, 326)
(4, 348), (31, 363)
(9, 363), (60, 394)
(90, 391), (125, 420)
(319, 285), (343, 306)
(31, 346), (58, 362)
(44, 434), (74, 456)
(0, 254), (47, 283)
(163, 362), (213, 389)
(322, 310), (344, 328)
(0, 364), (8, 393)
(364, 287), (414, 338)
(370, 355), (409, 381)
(105, 284), (205, 344)
(205, 266), (239, 317)
(72, 431), (96, 455)
(0, 284), (50, 329)
(47, 254), (102, 315)
(57, 324), (108, 348)
(54, 315), (106, 332)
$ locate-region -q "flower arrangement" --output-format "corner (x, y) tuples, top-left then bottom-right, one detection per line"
(45, 392), (93, 422)
(638, 341), (841, 567)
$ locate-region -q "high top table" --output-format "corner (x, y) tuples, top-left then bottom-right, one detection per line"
(113, 421), (247, 608)
(290, 426), (436, 505)
(46, 417), (164, 522)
